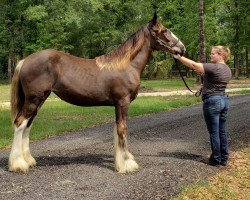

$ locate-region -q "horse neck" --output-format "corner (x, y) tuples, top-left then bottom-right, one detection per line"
(125, 26), (152, 75)
(129, 41), (152, 75)
(96, 26), (152, 73)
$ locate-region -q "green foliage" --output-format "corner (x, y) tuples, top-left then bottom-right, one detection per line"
(24, 5), (48, 21)
(0, 0), (248, 79)
(143, 52), (174, 79)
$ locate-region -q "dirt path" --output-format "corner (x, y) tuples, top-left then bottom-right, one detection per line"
(0, 95), (249, 200)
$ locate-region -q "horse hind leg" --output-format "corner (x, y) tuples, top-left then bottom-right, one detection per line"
(9, 96), (48, 172)
(9, 117), (30, 172)
(22, 123), (36, 168)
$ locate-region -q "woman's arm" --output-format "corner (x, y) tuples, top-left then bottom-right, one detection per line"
(173, 54), (204, 73)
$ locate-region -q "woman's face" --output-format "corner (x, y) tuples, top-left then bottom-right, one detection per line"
(210, 48), (223, 63)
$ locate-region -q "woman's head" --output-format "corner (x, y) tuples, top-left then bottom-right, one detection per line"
(210, 46), (230, 63)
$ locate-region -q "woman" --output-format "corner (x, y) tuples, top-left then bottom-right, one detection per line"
(173, 46), (232, 166)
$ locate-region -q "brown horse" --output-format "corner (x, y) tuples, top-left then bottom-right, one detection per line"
(9, 13), (185, 173)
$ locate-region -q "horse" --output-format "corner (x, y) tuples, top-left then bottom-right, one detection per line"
(9, 13), (185, 173)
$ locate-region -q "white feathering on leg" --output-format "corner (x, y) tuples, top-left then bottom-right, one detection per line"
(113, 124), (139, 173)
(9, 119), (29, 173)
(22, 124), (36, 168)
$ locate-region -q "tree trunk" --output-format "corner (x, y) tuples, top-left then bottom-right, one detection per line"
(234, 0), (240, 79)
(197, 0), (206, 84)
(8, 52), (12, 83)
(246, 47), (249, 78)
(198, 0), (206, 63)
(234, 54), (239, 79)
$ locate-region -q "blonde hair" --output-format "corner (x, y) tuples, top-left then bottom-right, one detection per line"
(212, 45), (231, 62)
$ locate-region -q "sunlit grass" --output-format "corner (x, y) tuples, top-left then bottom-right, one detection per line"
(0, 84), (10, 102)
(228, 89), (250, 95)
(173, 147), (250, 200)
(141, 78), (197, 91)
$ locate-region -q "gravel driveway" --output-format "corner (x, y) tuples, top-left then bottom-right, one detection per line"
(0, 94), (249, 200)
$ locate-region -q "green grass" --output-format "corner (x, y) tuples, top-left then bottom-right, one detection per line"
(141, 78), (197, 90)
(0, 95), (201, 149)
(0, 109), (12, 147)
(0, 84), (10, 102)
(228, 89), (250, 95)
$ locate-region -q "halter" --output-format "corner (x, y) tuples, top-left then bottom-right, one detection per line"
(150, 29), (180, 53)
(170, 38), (180, 48)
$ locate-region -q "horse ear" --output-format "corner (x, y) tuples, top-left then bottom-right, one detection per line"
(151, 11), (157, 25)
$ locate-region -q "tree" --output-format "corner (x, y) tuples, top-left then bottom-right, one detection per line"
(211, 0), (249, 78)
(0, 0), (248, 80)
(198, 0), (205, 84)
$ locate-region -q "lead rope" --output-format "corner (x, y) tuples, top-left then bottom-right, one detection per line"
(176, 65), (202, 97)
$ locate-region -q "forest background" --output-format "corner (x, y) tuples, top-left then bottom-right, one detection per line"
(0, 0), (249, 82)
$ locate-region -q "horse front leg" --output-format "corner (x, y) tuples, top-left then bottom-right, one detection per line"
(114, 101), (139, 173)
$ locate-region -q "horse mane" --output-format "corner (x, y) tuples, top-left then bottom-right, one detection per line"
(96, 26), (146, 70)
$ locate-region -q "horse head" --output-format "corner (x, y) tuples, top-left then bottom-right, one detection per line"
(148, 12), (186, 56)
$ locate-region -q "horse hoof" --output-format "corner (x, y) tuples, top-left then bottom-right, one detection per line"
(116, 159), (139, 173)
(8, 158), (29, 173)
(27, 159), (36, 168)
(24, 156), (37, 168)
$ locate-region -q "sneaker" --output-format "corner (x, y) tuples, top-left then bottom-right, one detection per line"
(201, 157), (220, 167)
(208, 157), (220, 167)
(209, 160), (220, 167)
(220, 161), (227, 166)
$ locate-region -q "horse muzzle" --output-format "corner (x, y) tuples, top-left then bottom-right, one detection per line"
(172, 45), (186, 56)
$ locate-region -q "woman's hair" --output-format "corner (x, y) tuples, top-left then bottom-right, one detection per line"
(213, 45), (231, 62)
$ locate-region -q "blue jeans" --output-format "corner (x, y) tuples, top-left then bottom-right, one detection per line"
(203, 95), (229, 164)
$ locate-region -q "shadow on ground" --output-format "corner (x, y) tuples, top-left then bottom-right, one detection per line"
(0, 154), (114, 172)
(157, 151), (216, 166)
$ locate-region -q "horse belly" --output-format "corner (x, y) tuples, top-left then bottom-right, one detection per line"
(53, 90), (114, 107)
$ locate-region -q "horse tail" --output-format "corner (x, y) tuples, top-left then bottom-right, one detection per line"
(11, 59), (25, 125)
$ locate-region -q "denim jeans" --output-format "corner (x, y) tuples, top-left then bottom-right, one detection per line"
(203, 95), (229, 164)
